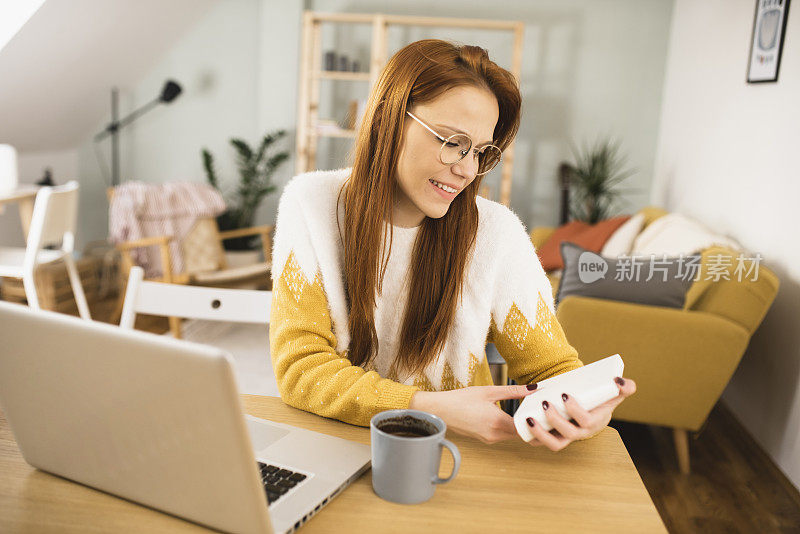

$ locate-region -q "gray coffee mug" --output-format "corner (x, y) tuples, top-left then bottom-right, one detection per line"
(370, 409), (461, 504)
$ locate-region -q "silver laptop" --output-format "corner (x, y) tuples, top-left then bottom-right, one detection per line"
(0, 302), (371, 534)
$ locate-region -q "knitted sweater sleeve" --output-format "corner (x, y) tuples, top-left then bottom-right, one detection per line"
(268, 189), (418, 427)
(487, 211), (585, 386)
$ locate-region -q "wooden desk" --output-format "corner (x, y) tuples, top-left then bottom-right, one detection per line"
(0, 395), (667, 533)
(0, 186), (39, 237)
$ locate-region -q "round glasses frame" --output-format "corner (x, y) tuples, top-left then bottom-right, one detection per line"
(405, 111), (501, 176)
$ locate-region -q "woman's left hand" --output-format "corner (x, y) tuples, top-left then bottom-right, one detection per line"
(525, 376), (637, 451)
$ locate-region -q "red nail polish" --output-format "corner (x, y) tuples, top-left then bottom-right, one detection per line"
(527, 383), (538, 390)
(614, 377), (625, 387)
(562, 393), (569, 402)
(526, 417), (535, 427)
(542, 400), (549, 410)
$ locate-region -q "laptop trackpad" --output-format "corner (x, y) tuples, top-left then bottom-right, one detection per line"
(245, 418), (291, 450)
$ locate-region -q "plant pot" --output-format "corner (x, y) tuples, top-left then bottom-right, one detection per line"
(224, 250), (262, 268)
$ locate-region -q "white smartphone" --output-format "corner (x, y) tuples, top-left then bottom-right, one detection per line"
(513, 354), (624, 441)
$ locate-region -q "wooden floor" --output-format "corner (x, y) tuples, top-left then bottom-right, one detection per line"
(24, 296), (800, 533)
(610, 408), (800, 533)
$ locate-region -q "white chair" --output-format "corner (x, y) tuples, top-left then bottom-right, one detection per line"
(0, 181), (91, 319)
(120, 266), (271, 327)
(120, 266), (276, 396)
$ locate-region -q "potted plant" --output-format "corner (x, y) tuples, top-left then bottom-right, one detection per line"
(201, 131), (289, 259)
(565, 137), (637, 224)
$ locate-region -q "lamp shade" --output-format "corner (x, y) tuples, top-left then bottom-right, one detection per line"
(159, 80), (182, 103)
(0, 144), (19, 193)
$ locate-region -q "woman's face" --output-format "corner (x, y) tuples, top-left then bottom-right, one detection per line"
(393, 85), (499, 228)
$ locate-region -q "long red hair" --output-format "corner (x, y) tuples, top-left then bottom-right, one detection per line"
(337, 39), (521, 378)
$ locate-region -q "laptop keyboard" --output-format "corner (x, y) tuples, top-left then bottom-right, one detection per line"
(258, 462), (308, 505)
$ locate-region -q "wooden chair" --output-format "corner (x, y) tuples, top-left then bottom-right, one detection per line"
(177, 218), (273, 289)
(107, 187), (274, 337)
(113, 220), (274, 288)
(0, 181), (91, 320)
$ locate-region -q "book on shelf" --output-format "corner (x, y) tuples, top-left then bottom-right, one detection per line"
(339, 99), (367, 131)
(311, 99), (367, 135)
(342, 100), (358, 129)
(315, 119), (345, 134)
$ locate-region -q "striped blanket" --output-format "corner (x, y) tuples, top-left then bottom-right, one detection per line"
(109, 182), (226, 278)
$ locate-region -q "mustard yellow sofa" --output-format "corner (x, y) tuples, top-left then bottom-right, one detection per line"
(530, 207), (780, 474)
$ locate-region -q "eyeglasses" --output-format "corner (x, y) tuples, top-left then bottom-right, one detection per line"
(405, 111), (502, 176)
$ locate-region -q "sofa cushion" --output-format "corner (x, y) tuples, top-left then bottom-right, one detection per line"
(555, 242), (699, 309)
(601, 213), (645, 257)
(632, 212), (742, 257)
(537, 216), (630, 271)
(637, 206), (669, 231)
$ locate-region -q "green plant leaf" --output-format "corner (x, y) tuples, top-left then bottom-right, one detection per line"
(566, 136), (636, 223)
(201, 131), (288, 249)
(201, 148), (219, 190)
(230, 138), (253, 163)
(254, 129), (286, 166)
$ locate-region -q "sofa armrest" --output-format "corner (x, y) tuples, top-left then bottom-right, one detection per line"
(684, 245), (779, 335)
(556, 295), (750, 431)
(530, 226), (555, 251)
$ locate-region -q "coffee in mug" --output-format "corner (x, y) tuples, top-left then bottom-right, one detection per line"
(370, 409), (460, 504)
(375, 415), (438, 438)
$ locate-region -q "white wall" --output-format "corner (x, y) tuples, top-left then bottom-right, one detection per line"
(74, 0), (273, 248)
(652, 0), (800, 490)
(255, 0), (304, 228)
(124, 0), (261, 187)
(0, 0), (216, 152)
(0, 148), (79, 247)
(16, 148), (79, 185)
(310, 0), (674, 227)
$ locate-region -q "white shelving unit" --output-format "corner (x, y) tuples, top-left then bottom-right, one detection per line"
(295, 11), (524, 206)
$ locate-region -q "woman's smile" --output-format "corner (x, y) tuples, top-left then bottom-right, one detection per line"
(429, 178), (458, 200)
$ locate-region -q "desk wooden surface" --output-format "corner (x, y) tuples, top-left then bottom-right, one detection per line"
(0, 395), (666, 533)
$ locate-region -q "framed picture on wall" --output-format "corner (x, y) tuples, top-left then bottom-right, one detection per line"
(747, 0), (791, 83)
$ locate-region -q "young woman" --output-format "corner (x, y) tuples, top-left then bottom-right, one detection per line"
(269, 39), (636, 451)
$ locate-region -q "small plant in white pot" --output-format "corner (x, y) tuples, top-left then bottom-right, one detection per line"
(565, 137), (637, 224)
(201, 130), (289, 265)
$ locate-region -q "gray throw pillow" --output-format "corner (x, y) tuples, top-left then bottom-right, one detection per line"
(555, 241), (701, 309)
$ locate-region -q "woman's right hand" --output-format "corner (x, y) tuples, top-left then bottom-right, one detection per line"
(408, 385), (539, 444)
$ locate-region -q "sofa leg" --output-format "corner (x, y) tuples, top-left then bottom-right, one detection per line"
(673, 428), (691, 474)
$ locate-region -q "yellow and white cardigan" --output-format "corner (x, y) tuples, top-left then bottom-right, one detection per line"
(269, 168), (584, 427)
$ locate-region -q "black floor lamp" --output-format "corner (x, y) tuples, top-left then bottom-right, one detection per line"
(93, 80), (183, 187)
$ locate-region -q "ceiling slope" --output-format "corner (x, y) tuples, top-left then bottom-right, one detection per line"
(0, 0), (218, 151)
